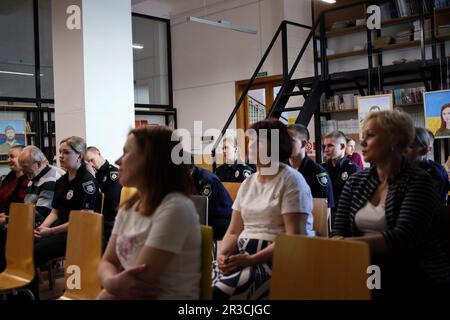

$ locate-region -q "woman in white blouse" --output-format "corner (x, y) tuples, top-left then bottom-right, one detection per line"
(212, 119), (313, 300)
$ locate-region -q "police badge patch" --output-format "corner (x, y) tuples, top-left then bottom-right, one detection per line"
(103, 176), (107, 183)
(316, 172), (328, 187)
(202, 184), (211, 197)
(66, 190), (74, 200)
(110, 172), (119, 181)
(341, 171), (349, 181)
(82, 180), (96, 194)
(243, 169), (252, 178)
(234, 170), (240, 178)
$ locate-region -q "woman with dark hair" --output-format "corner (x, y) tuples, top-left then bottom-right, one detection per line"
(97, 126), (201, 300)
(435, 103), (450, 137)
(345, 137), (364, 170)
(212, 119), (313, 300)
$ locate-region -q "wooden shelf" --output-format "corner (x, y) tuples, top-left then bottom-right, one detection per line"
(327, 49), (368, 61)
(436, 33), (450, 40)
(26, 132), (37, 135)
(325, 14), (432, 38)
(321, 108), (358, 114)
(374, 40), (431, 51)
(394, 103), (423, 108)
(326, 25), (366, 38)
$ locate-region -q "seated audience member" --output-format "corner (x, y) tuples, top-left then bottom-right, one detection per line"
(30, 136), (99, 299)
(322, 130), (360, 225)
(213, 119), (313, 300)
(86, 146), (122, 243)
(215, 137), (255, 182)
(189, 161), (232, 240)
(332, 110), (450, 298)
(288, 124), (334, 207)
(0, 145), (29, 214)
(97, 126), (200, 300)
(345, 137), (364, 170)
(0, 145), (28, 272)
(405, 127), (449, 205)
(18, 146), (61, 225)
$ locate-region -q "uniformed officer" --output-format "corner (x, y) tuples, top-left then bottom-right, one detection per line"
(190, 163), (232, 240)
(288, 124), (334, 207)
(322, 130), (360, 224)
(406, 127), (449, 205)
(215, 137), (255, 182)
(86, 146), (122, 243)
(30, 136), (99, 299)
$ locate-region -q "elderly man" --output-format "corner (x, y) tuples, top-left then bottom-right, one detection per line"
(18, 146), (61, 225)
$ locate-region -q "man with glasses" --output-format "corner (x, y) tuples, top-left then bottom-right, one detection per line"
(18, 146), (61, 225)
(322, 131), (360, 225)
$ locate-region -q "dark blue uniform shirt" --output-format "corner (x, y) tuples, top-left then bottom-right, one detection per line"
(297, 156), (334, 208)
(192, 166), (232, 240)
(96, 160), (122, 241)
(215, 161), (255, 182)
(322, 156), (360, 223)
(52, 163), (99, 224)
(419, 159), (449, 205)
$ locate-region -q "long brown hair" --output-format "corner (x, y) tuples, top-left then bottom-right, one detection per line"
(124, 126), (196, 216)
(439, 104), (450, 131)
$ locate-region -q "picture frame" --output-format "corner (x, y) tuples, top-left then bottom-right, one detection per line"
(357, 94), (393, 140)
(423, 89), (450, 139)
(0, 119), (27, 157)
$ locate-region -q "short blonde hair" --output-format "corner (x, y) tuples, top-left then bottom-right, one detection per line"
(363, 110), (414, 152)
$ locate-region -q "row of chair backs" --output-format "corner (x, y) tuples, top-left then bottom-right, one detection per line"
(271, 234), (371, 300)
(0, 203), (36, 294)
(200, 225), (213, 300)
(312, 198), (331, 237)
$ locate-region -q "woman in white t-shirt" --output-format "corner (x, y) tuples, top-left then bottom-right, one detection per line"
(97, 126), (201, 300)
(212, 119), (313, 300)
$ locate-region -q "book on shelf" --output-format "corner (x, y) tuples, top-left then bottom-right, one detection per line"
(25, 121), (32, 133)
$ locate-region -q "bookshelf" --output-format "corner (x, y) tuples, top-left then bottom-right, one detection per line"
(312, 0), (450, 163)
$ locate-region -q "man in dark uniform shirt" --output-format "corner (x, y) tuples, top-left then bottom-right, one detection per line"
(288, 124), (334, 208)
(406, 127), (449, 205)
(322, 130), (360, 225)
(190, 163), (232, 240)
(86, 146), (122, 243)
(215, 137), (255, 182)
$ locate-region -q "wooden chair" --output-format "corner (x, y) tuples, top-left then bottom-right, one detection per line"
(312, 198), (331, 237)
(191, 195), (209, 225)
(222, 182), (241, 201)
(57, 211), (103, 300)
(200, 225), (213, 300)
(0, 203), (36, 299)
(99, 192), (105, 214)
(119, 187), (137, 206)
(270, 234), (371, 300)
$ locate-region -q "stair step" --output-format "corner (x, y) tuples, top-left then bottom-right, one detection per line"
(277, 106), (303, 112)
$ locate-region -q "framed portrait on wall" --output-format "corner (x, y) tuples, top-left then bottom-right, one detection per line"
(423, 89), (450, 139)
(0, 119), (26, 156)
(357, 94), (393, 140)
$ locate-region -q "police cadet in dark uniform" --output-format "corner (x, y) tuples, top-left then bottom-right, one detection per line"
(30, 136), (99, 299)
(86, 146), (122, 243)
(215, 137), (255, 182)
(189, 161), (232, 240)
(288, 124), (334, 207)
(406, 127), (449, 205)
(322, 131), (360, 225)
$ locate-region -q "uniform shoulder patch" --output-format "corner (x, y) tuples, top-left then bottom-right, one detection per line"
(82, 180), (96, 195)
(243, 169), (252, 178)
(341, 171), (349, 181)
(202, 184), (211, 197)
(110, 171), (119, 181)
(316, 172), (328, 187)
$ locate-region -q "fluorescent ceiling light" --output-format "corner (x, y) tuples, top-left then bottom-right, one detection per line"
(187, 16), (257, 35)
(0, 70), (43, 76)
(132, 44), (144, 49)
(321, 0), (336, 3)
